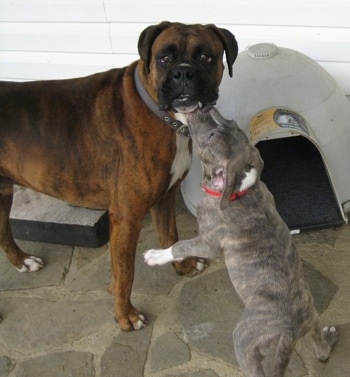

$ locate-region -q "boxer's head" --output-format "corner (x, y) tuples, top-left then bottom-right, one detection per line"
(138, 22), (238, 114)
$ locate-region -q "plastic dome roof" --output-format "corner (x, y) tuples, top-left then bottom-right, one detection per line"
(182, 43), (350, 229)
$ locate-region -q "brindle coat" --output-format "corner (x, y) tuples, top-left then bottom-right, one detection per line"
(145, 107), (338, 376)
(0, 22), (238, 331)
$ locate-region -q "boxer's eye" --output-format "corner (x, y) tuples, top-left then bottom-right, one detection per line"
(200, 54), (212, 63)
(160, 56), (171, 65)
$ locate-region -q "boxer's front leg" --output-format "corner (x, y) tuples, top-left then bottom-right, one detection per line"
(150, 190), (178, 247)
(144, 236), (218, 268)
(109, 207), (148, 331)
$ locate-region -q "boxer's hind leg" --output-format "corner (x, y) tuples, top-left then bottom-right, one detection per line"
(150, 190), (208, 277)
(0, 185), (44, 272)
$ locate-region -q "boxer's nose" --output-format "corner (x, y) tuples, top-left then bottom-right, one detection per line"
(172, 64), (194, 84)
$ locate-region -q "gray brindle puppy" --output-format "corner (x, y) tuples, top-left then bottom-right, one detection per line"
(144, 107), (338, 377)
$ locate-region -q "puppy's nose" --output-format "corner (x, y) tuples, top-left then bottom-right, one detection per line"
(171, 64), (194, 83)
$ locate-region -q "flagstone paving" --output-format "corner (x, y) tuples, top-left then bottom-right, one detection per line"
(0, 194), (349, 377)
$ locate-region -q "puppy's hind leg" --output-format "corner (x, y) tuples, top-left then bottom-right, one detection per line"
(0, 186), (44, 272)
(234, 314), (295, 377)
(272, 333), (296, 377)
(310, 313), (338, 361)
(233, 324), (265, 377)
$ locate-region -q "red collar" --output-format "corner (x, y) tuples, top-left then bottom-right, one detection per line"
(201, 184), (248, 201)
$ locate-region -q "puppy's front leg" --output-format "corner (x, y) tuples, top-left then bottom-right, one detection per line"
(144, 236), (218, 266)
(144, 245), (177, 266)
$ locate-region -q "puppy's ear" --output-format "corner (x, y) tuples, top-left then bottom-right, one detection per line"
(250, 147), (264, 180)
(220, 148), (262, 210)
(206, 25), (239, 77)
(220, 161), (237, 210)
(138, 21), (172, 74)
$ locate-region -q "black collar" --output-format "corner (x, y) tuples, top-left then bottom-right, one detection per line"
(133, 69), (190, 137)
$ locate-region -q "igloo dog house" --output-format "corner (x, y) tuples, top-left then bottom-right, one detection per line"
(182, 43), (350, 232)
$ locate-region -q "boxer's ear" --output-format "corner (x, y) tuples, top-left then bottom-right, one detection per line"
(206, 25), (238, 78)
(138, 21), (172, 74)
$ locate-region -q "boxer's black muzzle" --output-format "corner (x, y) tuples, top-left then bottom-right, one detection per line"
(158, 63), (219, 114)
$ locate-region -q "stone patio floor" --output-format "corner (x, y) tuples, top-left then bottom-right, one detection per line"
(0, 193), (349, 377)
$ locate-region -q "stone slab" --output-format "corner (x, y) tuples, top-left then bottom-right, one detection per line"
(63, 226), (183, 295)
(166, 370), (219, 377)
(10, 187), (109, 247)
(149, 332), (190, 372)
(0, 356), (14, 377)
(101, 315), (155, 377)
(0, 297), (113, 353)
(64, 245), (111, 291)
(178, 260), (338, 371)
(178, 267), (243, 367)
(14, 351), (95, 377)
(302, 259), (338, 314)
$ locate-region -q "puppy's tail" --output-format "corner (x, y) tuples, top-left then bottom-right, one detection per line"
(272, 332), (296, 377)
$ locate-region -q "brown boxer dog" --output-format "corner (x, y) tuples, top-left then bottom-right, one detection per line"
(0, 22), (238, 331)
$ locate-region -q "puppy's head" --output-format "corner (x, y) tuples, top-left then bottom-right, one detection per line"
(137, 22), (238, 114)
(188, 107), (264, 210)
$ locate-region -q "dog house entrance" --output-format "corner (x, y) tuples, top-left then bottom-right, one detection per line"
(256, 136), (345, 232)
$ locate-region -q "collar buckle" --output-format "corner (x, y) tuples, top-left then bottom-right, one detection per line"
(176, 124), (191, 137)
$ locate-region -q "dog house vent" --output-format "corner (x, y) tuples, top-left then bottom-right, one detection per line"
(182, 43), (350, 232)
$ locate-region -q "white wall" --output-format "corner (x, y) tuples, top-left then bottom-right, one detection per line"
(1, 0), (350, 94)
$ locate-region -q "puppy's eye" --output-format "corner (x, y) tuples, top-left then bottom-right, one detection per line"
(160, 55), (171, 65)
(209, 132), (215, 141)
(200, 54), (212, 63)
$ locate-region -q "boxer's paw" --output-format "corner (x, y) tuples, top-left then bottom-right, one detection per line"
(144, 247), (175, 266)
(16, 256), (44, 272)
(131, 313), (148, 331)
(116, 307), (148, 331)
(172, 257), (209, 277)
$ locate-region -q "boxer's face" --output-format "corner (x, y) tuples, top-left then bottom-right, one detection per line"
(152, 26), (225, 113)
(138, 22), (238, 114)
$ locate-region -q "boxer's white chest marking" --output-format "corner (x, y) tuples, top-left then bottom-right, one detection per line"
(168, 114), (192, 191)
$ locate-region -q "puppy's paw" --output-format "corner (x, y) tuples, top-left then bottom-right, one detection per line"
(322, 326), (338, 349)
(172, 257), (209, 277)
(144, 247), (175, 266)
(16, 256), (44, 272)
(314, 326), (338, 361)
